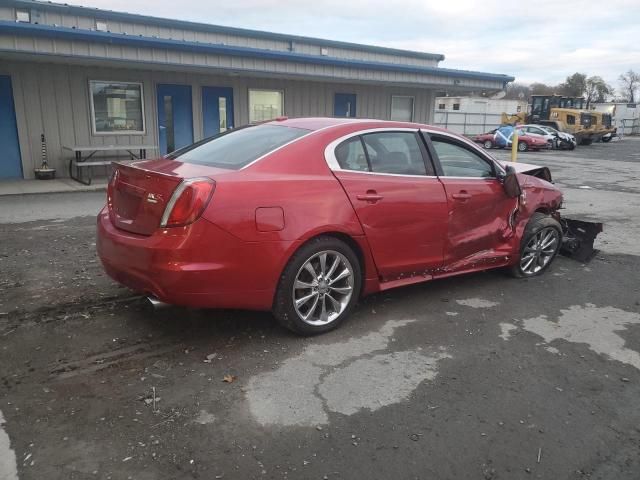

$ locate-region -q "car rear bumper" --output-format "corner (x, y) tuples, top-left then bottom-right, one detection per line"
(96, 208), (288, 310)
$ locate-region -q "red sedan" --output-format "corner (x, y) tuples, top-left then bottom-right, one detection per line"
(473, 129), (550, 151)
(98, 118), (564, 335)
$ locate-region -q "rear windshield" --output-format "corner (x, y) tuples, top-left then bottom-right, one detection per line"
(170, 124), (310, 169)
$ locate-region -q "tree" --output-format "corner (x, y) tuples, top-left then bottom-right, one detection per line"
(529, 82), (556, 96)
(504, 82), (531, 100)
(584, 76), (613, 107)
(559, 73), (587, 98)
(618, 70), (640, 102)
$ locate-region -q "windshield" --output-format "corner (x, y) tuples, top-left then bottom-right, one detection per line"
(170, 124), (311, 169)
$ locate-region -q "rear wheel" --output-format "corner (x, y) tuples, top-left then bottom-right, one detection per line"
(518, 141), (528, 152)
(273, 236), (362, 335)
(483, 140), (493, 149)
(510, 213), (562, 278)
(602, 135), (612, 143)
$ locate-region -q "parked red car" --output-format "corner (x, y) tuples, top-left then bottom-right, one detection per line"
(98, 118), (564, 335)
(473, 129), (550, 151)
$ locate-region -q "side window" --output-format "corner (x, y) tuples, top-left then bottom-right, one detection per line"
(334, 136), (369, 172)
(361, 132), (429, 176)
(430, 137), (494, 178)
(567, 114), (576, 125)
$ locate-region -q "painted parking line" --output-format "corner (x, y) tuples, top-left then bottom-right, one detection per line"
(0, 409), (19, 480)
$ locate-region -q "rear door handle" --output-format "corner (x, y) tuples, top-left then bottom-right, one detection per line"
(356, 190), (384, 203)
(452, 191), (472, 200)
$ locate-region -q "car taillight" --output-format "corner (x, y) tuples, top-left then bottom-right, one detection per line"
(160, 177), (215, 228)
(107, 168), (119, 211)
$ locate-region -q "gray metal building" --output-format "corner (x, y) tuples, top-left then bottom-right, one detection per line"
(0, 0), (514, 179)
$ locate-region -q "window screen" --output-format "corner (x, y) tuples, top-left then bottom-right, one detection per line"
(90, 81), (144, 133)
(249, 90), (283, 123)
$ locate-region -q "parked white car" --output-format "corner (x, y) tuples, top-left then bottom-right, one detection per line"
(520, 124), (577, 150)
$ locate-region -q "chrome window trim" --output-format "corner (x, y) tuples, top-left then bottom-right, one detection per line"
(323, 127), (436, 178)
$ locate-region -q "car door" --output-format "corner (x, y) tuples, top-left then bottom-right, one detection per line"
(328, 130), (448, 280)
(425, 133), (518, 268)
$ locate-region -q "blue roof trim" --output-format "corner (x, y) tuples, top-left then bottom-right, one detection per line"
(0, 21), (515, 83)
(8, 0), (445, 62)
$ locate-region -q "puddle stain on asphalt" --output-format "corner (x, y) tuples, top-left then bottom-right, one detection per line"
(245, 319), (450, 426)
(0, 409), (19, 480)
(503, 304), (640, 370)
(499, 322), (517, 341)
(455, 298), (500, 309)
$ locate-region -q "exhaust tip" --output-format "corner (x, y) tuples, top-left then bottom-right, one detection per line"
(146, 296), (170, 309)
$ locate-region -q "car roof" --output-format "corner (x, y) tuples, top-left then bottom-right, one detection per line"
(264, 117), (450, 134)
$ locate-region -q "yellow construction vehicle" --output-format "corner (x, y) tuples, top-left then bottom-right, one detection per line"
(501, 95), (613, 145)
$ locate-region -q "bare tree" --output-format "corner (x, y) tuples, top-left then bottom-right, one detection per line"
(504, 82), (531, 100)
(619, 70), (640, 102)
(585, 76), (613, 108)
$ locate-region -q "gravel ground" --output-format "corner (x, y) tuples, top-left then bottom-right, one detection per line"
(0, 138), (639, 480)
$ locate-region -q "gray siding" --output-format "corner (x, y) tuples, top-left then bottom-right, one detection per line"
(0, 5), (440, 67)
(0, 33), (503, 91)
(2, 60), (437, 179)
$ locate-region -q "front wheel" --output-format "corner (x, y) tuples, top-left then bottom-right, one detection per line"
(518, 141), (528, 152)
(510, 213), (562, 278)
(602, 136), (612, 143)
(273, 236), (362, 335)
(483, 140), (493, 149)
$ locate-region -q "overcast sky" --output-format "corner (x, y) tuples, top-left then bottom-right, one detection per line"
(79, 0), (638, 88)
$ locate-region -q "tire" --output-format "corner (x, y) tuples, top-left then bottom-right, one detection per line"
(273, 236), (362, 335)
(602, 136), (612, 143)
(483, 140), (493, 149)
(568, 143), (576, 150)
(518, 141), (528, 152)
(581, 138), (593, 146)
(509, 213), (562, 278)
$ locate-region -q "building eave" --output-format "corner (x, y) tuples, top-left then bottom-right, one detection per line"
(0, 21), (515, 84)
(6, 0), (446, 62)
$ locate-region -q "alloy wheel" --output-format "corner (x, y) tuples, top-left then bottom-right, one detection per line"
(292, 250), (354, 326)
(520, 227), (560, 275)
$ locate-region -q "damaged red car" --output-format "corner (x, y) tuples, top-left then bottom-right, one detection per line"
(98, 118), (566, 335)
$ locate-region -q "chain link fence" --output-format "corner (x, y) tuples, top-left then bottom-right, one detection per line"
(619, 118), (640, 136)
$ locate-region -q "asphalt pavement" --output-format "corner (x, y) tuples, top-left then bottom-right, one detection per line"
(0, 138), (639, 480)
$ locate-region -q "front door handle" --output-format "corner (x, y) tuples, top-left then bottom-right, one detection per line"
(356, 190), (384, 203)
(452, 191), (472, 200)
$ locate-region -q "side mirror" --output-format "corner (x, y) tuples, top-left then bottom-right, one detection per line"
(503, 165), (522, 198)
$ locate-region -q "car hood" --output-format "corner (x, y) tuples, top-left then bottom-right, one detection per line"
(499, 160), (553, 183)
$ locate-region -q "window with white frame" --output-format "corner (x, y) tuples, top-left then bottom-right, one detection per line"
(390, 96), (414, 122)
(248, 89), (283, 123)
(89, 81), (145, 134)
(15, 9), (30, 22)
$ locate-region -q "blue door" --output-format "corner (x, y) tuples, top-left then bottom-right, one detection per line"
(334, 93), (357, 118)
(202, 87), (234, 138)
(0, 76), (22, 179)
(157, 84), (193, 155)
